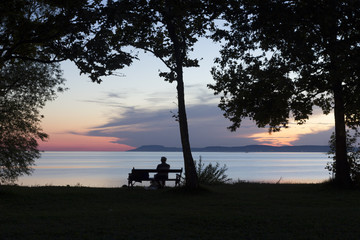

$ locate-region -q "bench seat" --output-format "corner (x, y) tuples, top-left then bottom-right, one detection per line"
(128, 168), (183, 187)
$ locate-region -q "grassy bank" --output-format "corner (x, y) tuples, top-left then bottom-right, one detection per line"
(1, 183), (360, 240)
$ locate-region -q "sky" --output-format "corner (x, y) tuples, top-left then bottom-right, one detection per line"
(39, 38), (335, 151)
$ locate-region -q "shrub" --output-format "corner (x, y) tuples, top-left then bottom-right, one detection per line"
(195, 156), (231, 185)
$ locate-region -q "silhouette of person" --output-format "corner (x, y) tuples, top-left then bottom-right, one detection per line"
(154, 156), (170, 188)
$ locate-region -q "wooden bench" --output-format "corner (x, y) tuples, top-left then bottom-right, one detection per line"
(128, 168), (183, 187)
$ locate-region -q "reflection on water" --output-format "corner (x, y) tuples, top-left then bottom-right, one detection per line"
(17, 151), (331, 187)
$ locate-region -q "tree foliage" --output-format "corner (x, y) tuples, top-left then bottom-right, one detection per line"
(0, 61), (65, 183)
(105, 0), (219, 80)
(0, 0), (133, 83)
(209, 0), (360, 187)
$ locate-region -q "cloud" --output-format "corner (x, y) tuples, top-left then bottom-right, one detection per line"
(291, 128), (333, 146)
(71, 92), (336, 148)
(246, 111), (334, 146)
(72, 104), (261, 148)
(81, 107), (179, 146)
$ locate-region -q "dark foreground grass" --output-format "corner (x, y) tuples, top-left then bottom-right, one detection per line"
(1, 183), (360, 240)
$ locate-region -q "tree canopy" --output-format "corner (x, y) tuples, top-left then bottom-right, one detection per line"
(0, 61), (65, 183)
(209, 0), (360, 187)
(0, 0), (133, 82)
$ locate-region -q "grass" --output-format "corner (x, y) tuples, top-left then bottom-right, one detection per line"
(1, 183), (360, 240)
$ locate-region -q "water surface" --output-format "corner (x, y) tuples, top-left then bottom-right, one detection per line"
(17, 151), (331, 187)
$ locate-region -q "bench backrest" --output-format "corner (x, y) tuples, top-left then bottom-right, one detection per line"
(130, 170), (150, 180)
(128, 168), (183, 186)
(131, 168), (183, 174)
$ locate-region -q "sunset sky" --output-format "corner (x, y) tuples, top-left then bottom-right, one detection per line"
(39, 38), (335, 151)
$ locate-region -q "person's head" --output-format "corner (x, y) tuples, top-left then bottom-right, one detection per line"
(161, 156), (167, 163)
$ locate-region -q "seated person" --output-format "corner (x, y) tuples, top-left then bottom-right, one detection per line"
(154, 156), (170, 188)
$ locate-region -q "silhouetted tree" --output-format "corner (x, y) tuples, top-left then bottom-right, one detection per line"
(104, 0), (220, 188)
(209, 0), (360, 187)
(0, 61), (65, 183)
(0, 0), (133, 183)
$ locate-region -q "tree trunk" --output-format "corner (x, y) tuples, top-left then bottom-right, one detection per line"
(176, 75), (199, 188)
(328, 0), (352, 187)
(333, 82), (352, 187)
(163, 5), (199, 188)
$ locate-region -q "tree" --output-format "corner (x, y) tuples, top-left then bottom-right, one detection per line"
(104, 0), (220, 188)
(1, 0), (133, 183)
(0, 61), (65, 183)
(209, 0), (360, 187)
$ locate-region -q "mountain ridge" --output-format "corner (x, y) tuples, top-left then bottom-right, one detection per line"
(128, 145), (330, 152)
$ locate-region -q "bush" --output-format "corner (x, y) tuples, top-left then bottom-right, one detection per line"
(195, 156), (231, 185)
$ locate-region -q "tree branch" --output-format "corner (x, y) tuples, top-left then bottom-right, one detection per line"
(137, 46), (175, 72)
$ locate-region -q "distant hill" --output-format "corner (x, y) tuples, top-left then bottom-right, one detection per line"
(129, 145), (330, 152)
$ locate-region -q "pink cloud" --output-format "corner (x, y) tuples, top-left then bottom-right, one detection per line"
(39, 134), (135, 151)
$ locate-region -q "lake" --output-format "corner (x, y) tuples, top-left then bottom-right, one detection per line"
(16, 151), (332, 187)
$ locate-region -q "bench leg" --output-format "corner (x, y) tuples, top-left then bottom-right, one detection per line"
(175, 174), (181, 187)
(128, 180), (135, 187)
